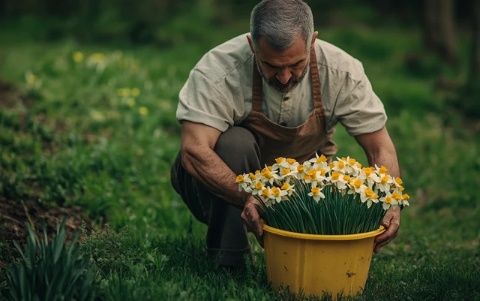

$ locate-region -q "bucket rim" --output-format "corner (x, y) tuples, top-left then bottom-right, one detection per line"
(263, 225), (385, 241)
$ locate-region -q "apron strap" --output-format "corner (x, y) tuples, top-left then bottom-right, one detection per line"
(252, 57), (263, 112)
(309, 46), (324, 116)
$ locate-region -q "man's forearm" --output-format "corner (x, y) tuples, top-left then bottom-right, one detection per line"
(356, 127), (401, 178)
(366, 147), (400, 178)
(181, 145), (246, 208)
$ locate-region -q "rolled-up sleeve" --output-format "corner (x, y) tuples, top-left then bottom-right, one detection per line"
(176, 69), (234, 132)
(334, 73), (387, 136)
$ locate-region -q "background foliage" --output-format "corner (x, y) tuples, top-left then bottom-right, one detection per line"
(0, 0), (479, 300)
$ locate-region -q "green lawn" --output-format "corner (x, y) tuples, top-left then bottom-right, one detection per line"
(0, 15), (479, 300)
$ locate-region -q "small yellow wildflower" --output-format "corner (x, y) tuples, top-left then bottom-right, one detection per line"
(87, 52), (107, 71)
(131, 87), (140, 97)
(25, 71), (41, 90)
(73, 51), (84, 63)
(138, 106), (149, 116)
(90, 110), (105, 122)
(125, 98), (136, 107)
(117, 88), (130, 97)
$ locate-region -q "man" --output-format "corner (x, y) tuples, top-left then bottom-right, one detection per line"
(171, 0), (401, 268)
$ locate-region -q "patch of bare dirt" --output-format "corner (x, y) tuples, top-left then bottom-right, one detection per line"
(0, 79), (32, 109)
(0, 198), (92, 268)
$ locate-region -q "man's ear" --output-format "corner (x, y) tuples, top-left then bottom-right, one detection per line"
(311, 31), (318, 45)
(247, 34), (255, 53)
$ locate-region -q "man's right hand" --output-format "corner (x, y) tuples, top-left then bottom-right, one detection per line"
(241, 196), (264, 245)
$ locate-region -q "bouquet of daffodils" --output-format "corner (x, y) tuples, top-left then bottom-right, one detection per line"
(236, 154), (410, 235)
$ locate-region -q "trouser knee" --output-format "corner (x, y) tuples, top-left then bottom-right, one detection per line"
(214, 126), (261, 174)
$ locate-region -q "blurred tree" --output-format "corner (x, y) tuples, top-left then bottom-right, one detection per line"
(450, 0), (480, 118)
(471, 0), (480, 82)
(424, 0), (457, 65)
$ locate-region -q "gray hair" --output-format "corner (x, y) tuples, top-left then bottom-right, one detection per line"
(250, 0), (314, 51)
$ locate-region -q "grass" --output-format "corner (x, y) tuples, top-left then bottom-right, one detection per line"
(1, 9), (479, 300)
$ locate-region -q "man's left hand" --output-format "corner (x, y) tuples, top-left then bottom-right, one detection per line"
(374, 206), (401, 252)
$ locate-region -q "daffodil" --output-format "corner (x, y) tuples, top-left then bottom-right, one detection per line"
(375, 174), (393, 193)
(261, 166), (278, 184)
(251, 180), (265, 196)
(348, 177), (366, 194)
(310, 153), (328, 169)
(235, 174), (252, 192)
(308, 184), (325, 202)
(380, 194), (398, 210)
(393, 177), (404, 191)
(235, 153), (409, 233)
(360, 166), (380, 186)
(329, 171), (348, 190)
(401, 193), (411, 206)
(376, 165), (389, 175)
(330, 157), (348, 174)
(271, 186), (285, 203)
(280, 181), (295, 196)
(360, 186), (379, 208)
(273, 157), (298, 177)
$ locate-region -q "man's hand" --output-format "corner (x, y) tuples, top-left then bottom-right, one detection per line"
(241, 196), (264, 244)
(374, 206), (401, 252)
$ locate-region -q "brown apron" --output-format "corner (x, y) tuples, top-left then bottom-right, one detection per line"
(242, 47), (336, 165)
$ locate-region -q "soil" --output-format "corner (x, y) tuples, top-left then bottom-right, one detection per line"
(0, 79), (93, 268)
(0, 198), (92, 268)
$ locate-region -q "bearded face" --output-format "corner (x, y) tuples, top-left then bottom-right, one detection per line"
(256, 60), (309, 93)
(250, 35), (312, 93)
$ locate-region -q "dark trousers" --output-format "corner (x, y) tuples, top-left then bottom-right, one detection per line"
(170, 126), (262, 267)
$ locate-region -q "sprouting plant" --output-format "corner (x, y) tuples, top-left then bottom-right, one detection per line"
(5, 220), (95, 301)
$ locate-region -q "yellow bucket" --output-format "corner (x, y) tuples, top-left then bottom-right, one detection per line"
(263, 225), (385, 299)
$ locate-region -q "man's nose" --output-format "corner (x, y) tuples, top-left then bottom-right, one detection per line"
(276, 68), (292, 84)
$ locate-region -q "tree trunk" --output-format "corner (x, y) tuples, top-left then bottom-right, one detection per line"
(424, 0), (440, 50)
(438, 0), (457, 65)
(471, 0), (480, 82)
(423, 0), (457, 65)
